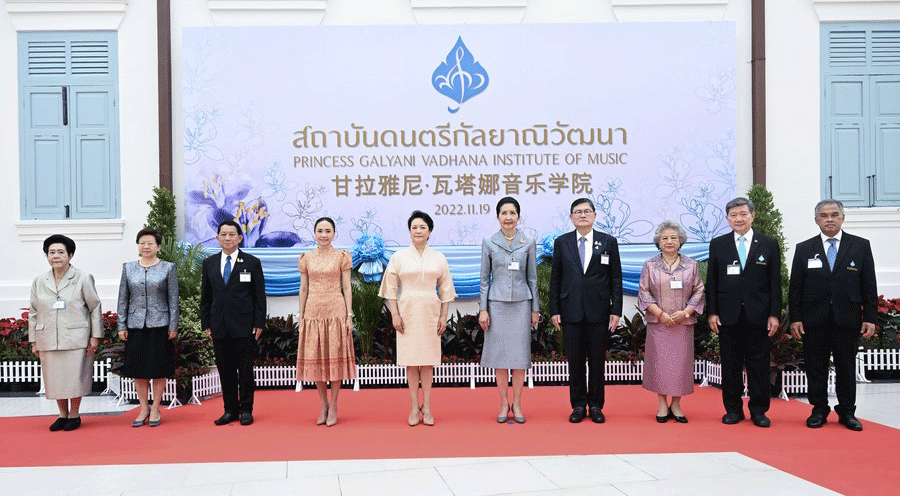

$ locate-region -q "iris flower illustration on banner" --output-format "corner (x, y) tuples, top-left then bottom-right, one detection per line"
(187, 174), (303, 248)
(432, 37), (489, 114)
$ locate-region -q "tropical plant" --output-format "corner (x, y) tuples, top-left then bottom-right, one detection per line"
(351, 273), (385, 357)
(257, 315), (299, 363)
(608, 309), (647, 362)
(536, 260), (565, 355)
(441, 311), (484, 361)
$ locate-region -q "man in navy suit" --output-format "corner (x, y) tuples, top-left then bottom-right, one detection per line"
(550, 198), (623, 424)
(200, 220), (266, 426)
(789, 199), (877, 431)
(706, 197), (781, 427)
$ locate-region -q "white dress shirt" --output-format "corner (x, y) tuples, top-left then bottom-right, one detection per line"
(733, 228), (754, 263)
(575, 229), (594, 273)
(220, 249), (241, 278)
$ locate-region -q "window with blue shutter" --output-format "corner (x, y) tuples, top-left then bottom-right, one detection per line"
(18, 32), (120, 219)
(822, 24), (900, 207)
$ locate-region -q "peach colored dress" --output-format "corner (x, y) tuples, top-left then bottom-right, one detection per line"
(296, 248), (356, 382)
(379, 246), (457, 366)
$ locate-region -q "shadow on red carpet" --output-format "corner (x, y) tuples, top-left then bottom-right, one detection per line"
(0, 385), (895, 495)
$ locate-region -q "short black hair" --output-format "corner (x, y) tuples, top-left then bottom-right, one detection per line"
(136, 228), (162, 245)
(314, 217), (336, 231)
(408, 210), (434, 231)
(496, 196), (520, 216)
(570, 198), (595, 213)
(43, 234), (76, 255)
(217, 220), (243, 236)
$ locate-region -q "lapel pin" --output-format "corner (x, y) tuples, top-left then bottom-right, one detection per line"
(758, 255), (764, 261)
(520, 238), (525, 244)
(850, 261), (855, 267)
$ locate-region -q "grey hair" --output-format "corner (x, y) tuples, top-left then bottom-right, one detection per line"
(814, 199), (845, 216)
(725, 197), (755, 214)
(653, 221), (688, 250)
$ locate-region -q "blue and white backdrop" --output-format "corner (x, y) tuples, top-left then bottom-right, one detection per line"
(182, 23), (736, 297)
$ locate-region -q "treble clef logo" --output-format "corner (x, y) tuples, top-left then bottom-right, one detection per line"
(432, 37), (489, 113)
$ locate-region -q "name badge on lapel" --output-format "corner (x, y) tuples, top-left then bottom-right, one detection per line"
(600, 254), (610, 265)
(727, 261), (741, 275)
(670, 280), (683, 289)
(847, 260), (858, 271)
(807, 255), (823, 269)
(53, 299), (66, 310)
(508, 259), (520, 271)
(239, 271), (251, 282)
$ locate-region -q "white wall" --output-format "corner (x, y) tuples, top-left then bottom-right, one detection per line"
(0, 0), (896, 319)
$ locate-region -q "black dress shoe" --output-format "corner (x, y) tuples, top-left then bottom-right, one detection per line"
(806, 412), (827, 428)
(49, 417), (68, 432)
(214, 412), (237, 426)
(655, 411), (669, 423)
(722, 412), (745, 425)
(63, 417), (81, 431)
(568, 407), (586, 423)
(589, 409), (605, 423)
(838, 415), (863, 431)
(751, 414), (771, 428)
(671, 410), (688, 424)
(239, 412), (254, 426)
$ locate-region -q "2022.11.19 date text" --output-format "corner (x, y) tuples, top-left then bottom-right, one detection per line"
(434, 203), (491, 215)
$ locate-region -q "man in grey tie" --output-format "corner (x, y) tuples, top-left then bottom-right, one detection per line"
(706, 197), (782, 427)
(549, 198), (623, 423)
(789, 199), (877, 431)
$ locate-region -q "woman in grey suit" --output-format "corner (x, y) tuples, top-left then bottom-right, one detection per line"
(29, 235), (103, 432)
(117, 228), (179, 427)
(479, 197), (539, 423)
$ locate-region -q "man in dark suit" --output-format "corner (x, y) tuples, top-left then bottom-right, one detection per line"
(706, 197), (781, 427)
(550, 198), (622, 424)
(789, 199), (877, 431)
(200, 220), (267, 426)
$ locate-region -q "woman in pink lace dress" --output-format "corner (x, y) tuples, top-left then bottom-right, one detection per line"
(297, 217), (355, 427)
(638, 221), (705, 424)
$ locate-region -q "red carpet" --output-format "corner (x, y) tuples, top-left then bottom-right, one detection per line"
(1, 385), (896, 495)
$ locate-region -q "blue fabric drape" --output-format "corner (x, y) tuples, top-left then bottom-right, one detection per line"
(216, 243), (710, 298)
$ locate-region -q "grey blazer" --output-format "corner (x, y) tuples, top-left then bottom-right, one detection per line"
(28, 266), (103, 351)
(479, 231), (539, 312)
(116, 260), (179, 334)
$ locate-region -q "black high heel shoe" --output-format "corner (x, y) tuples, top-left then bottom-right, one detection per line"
(656, 409), (669, 423)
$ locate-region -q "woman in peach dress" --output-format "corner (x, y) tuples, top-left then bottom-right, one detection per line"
(380, 211), (456, 426)
(297, 217), (355, 427)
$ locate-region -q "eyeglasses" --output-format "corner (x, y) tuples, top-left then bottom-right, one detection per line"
(572, 209), (594, 217)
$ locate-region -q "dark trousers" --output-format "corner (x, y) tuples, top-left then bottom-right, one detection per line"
(803, 311), (860, 417)
(563, 317), (609, 410)
(719, 308), (771, 416)
(213, 336), (256, 414)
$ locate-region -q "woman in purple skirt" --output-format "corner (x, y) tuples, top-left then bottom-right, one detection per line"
(638, 221), (705, 423)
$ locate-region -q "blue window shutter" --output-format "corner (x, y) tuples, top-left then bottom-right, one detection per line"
(872, 77), (900, 204)
(824, 76), (869, 206)
(18, 31), (119, 220)
(21, 88), (68, 218)
(71, 86), (117, 218)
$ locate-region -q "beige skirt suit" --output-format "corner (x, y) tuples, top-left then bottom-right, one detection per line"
(29, 266), (103, 399)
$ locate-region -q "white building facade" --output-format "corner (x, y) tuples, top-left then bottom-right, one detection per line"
(1, 0), (897, 317)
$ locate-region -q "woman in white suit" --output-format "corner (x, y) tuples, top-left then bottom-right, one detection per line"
(29, 235), (103, 432)
(478, 197), (540, 423)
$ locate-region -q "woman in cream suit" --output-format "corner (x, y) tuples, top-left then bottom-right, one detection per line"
(29, 235), (103, 432)
(479, 197), (539, 423)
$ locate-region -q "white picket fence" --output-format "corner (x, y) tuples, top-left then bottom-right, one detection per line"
(3, 348), (900, 409)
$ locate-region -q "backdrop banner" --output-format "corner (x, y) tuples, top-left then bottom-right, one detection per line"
(182, 23), (736, 296)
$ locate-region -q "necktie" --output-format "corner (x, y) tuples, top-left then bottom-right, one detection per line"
(224, 255), (232, 282)
(827, 238), (837, 270)
(578, 237), (586, 271)
(737, 235), (747, 269)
